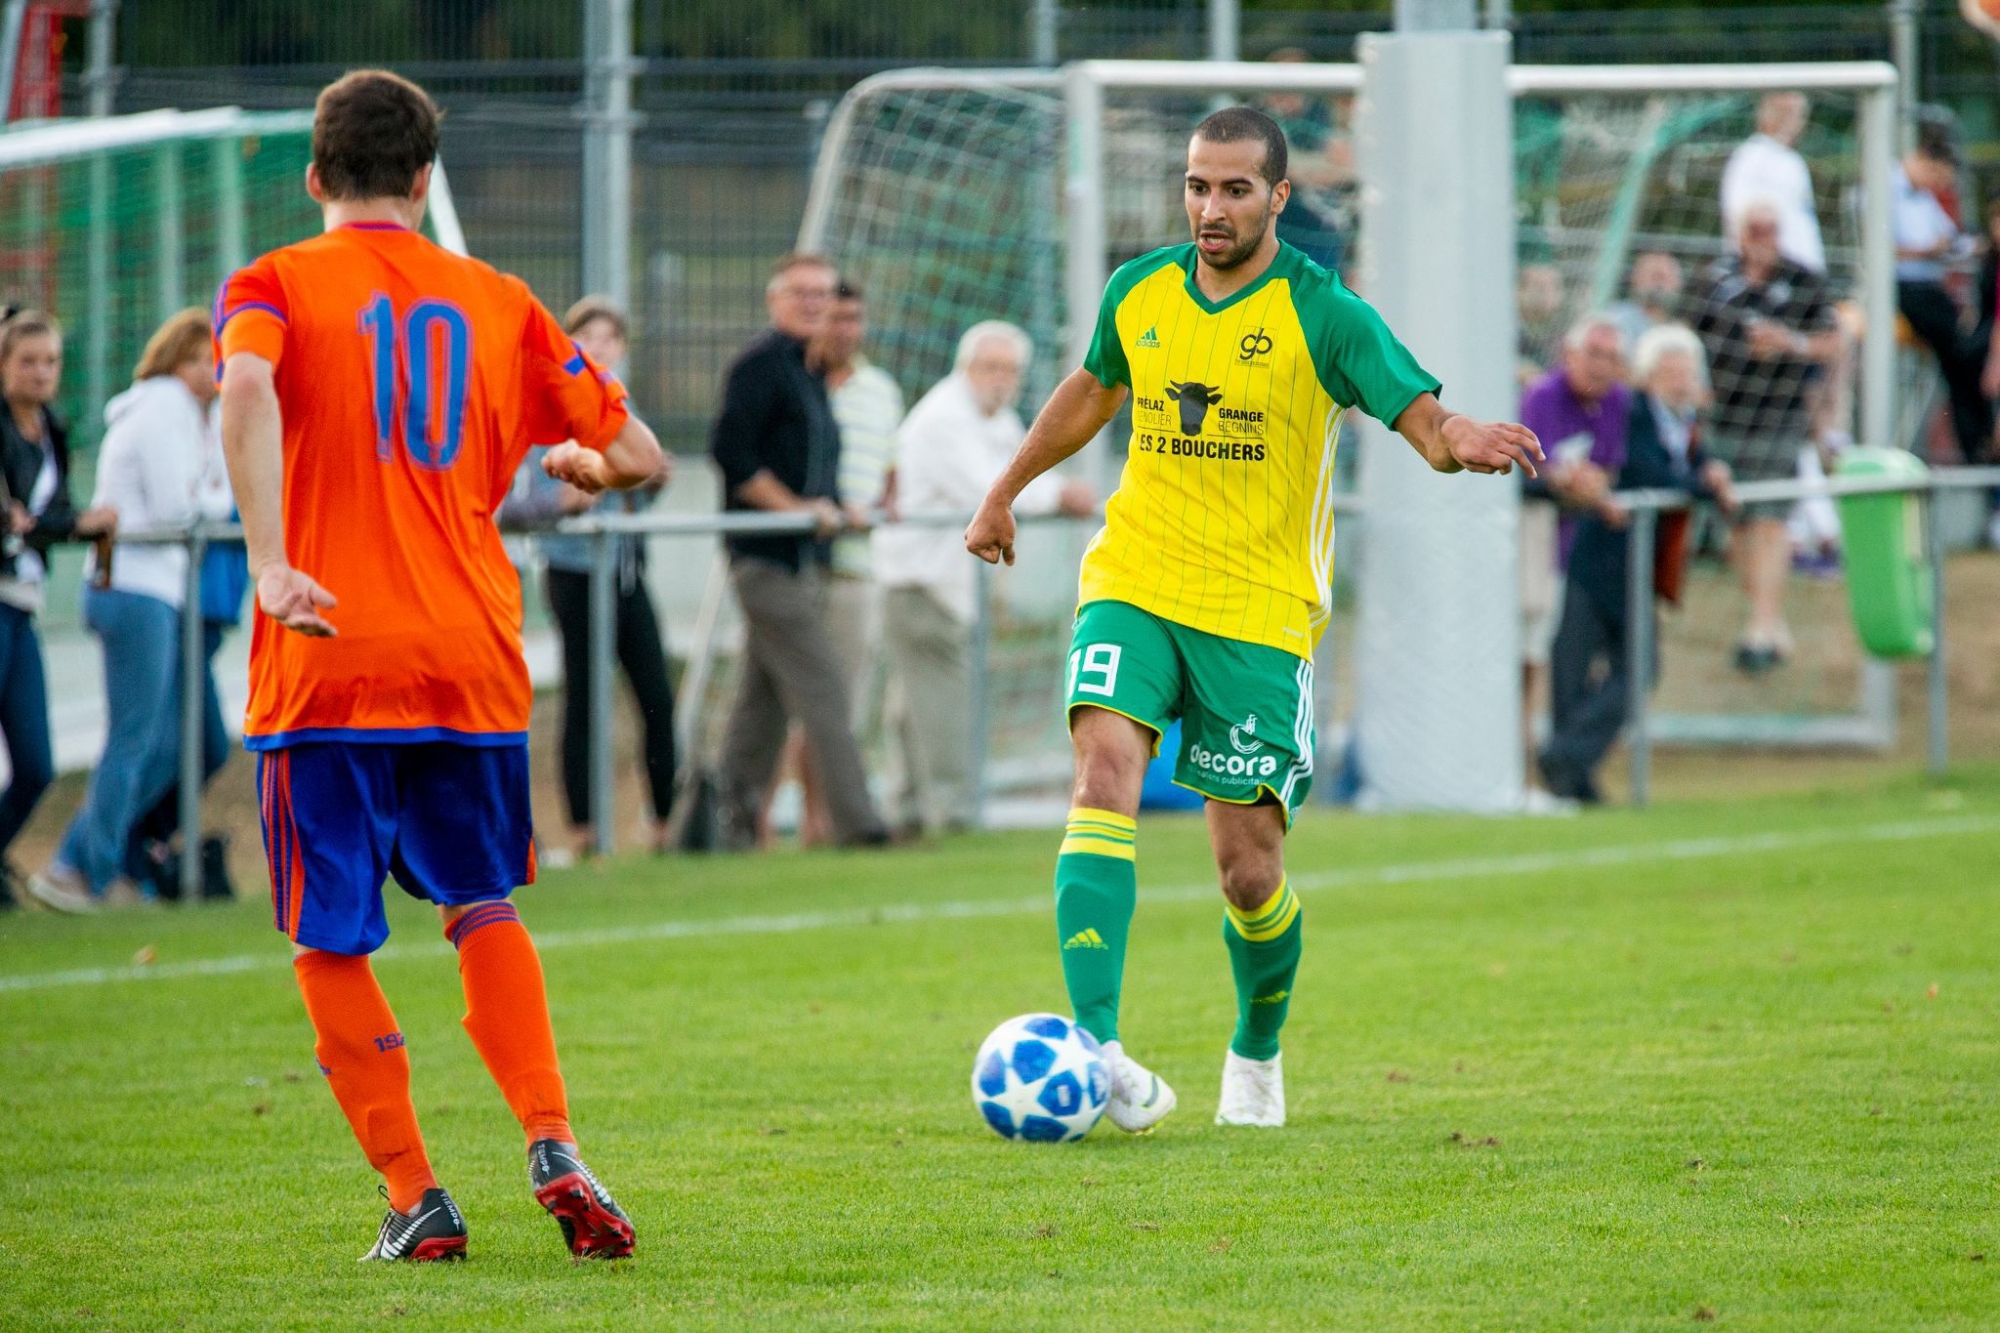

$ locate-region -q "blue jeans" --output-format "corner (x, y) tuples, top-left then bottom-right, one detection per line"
(124, 620), (232, 881)
(58, 587), (182, 893)
(0, 603), (54, 859)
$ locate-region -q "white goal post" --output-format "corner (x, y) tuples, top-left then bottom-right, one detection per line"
(801, 56), (1902, 811)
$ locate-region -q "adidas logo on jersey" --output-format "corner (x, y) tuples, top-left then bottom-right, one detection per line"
(1063, 928), (1109, 950)
(1136, 325), (1160, 348)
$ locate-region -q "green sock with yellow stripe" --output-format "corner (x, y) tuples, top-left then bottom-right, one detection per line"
(1054, 807), (1137, 1044)
(1223, 878), (1302, 1060)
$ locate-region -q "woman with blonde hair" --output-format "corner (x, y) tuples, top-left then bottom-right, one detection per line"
(28, 308), (231, 912)
(1, 310), (116, 910)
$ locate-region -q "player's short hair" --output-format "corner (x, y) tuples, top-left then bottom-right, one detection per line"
(1563, 313), (1628, 360)
(134, 308), (213, 381)
(312, 69), (441, 202)
(1191, 106), (1289, 188)
(562, 295), (627, 341)
(0, 308), (60, 365)
(1632, 322), (1708, 388)
(767, 252), (836, 293)
(955, 320), (1032, 372)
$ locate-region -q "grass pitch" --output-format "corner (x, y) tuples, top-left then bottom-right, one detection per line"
(5, 769), (1999, 1330)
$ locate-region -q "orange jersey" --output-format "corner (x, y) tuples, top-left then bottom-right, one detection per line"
(216, 221), (629, 749)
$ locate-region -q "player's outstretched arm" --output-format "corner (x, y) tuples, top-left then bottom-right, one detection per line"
(220, 352), (338, 638)
(542, 416), (665, 496)
(965, 367), (1127, 566)
(1391, 392), (1543, 479)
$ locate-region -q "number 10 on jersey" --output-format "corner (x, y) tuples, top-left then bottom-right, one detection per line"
(359, 293), (472, 470)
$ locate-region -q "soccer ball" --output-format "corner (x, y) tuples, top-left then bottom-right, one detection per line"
(970, 1013), (1108, 1142)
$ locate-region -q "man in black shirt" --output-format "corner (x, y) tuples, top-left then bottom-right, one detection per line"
(1692, 200), (1841, 672)
(709, 253), (887, 848)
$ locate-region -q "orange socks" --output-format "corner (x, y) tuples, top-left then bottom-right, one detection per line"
(446, 902), (574, 1146)
(293, 951), (438, 1213)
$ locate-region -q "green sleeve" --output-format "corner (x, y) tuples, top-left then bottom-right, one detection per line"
(1080, 246), (1184, 389)
(1082, 283), (1130, 389)
(1300, 272), (1442, 426)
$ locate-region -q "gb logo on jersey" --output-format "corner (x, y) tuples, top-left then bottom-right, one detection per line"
(1238, 327), (1273, 362)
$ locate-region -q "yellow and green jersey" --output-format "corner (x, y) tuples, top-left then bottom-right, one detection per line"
(1080, 242), (1440, 658)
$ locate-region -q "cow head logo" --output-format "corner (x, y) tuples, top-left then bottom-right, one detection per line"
(1164, 380), (1223, 436)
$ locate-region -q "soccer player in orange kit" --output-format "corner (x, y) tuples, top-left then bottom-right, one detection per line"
(216, 70), (663, 1263)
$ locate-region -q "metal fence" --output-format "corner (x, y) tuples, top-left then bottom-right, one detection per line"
(105, 459), (1992, 902)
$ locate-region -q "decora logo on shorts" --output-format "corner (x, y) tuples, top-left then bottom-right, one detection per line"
(1187, 738), (1280, 784)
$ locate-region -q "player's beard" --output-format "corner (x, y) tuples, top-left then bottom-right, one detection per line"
(1195, 203), (1275, 272)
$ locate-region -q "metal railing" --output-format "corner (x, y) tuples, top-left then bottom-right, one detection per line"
(99, 465), (1989, 892)
(1616, 464), (2000, 806)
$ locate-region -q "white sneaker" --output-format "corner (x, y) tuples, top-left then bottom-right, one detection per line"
(1100, 1039), (1176, 1134)
(1215, 1050), (1285, 1127)
(26, 865), (97, 915)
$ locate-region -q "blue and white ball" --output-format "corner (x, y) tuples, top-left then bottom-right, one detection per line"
(971, 1013), (1108, 1142)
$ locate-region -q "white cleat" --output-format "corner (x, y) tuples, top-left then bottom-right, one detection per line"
(1215, 1050), (1285, 1127)
(1100, 1039), (1176, 1134)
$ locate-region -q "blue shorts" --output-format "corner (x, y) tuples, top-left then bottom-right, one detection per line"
(259, 742), (536, 955)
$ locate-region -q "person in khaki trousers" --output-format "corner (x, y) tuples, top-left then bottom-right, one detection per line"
(874, 322), (1093, 836)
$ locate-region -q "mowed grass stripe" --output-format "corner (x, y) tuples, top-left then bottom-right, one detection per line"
(4, 811), (1994, 995)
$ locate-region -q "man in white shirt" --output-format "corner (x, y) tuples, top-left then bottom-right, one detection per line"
(818, 282), (903, 722)
(1720, 92), (1825, 274)
(874, 322), (1092, 834)
(789, 280), (904, 845)
(1893, 123), (1988, 460)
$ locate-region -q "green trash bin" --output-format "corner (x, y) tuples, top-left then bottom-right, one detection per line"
(1835, 446), (1932, 659)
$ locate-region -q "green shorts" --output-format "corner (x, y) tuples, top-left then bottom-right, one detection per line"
(1066, 599), (1315, 825)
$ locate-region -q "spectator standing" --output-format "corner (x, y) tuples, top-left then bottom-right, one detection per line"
(1720, 92), (1825, 274)
(1605, 251), (1685, 356)
(1516, 261), (1567, 387)
(787, 280), (903, 845)
(1261, 48), (1354, 273)
(709, 254), (887, 849)
(1691, 201), (1842, 673)
(1541, 326), (1736, 804)
(819, 281), (901, 714)
(1893, 123), (1989, 464)
(1516, 316), (1631, 805)
(502, 297), (678, 862)
(874, 322), (1092, 836)
(0, 311), (115, 909)
(28, 310), (216, 912)
(126, 328), (246, 901)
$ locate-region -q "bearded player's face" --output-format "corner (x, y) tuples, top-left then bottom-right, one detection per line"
(1184, 136), (1288, 272)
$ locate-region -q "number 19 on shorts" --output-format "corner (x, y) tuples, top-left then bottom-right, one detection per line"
(1069, 644), (1122, 698)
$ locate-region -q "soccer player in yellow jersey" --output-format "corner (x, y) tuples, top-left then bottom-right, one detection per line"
(966, 107), (1543, 1130)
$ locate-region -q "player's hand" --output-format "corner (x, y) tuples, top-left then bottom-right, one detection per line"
(257, 563), (338, 638)
(965, 494), (1018, 566)
(1441, 415), (1542, 479)
(542, 442), (610, 495)
(5, 501), (28, 536)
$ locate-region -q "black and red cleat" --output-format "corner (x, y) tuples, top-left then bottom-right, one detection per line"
(529, 1139), (634, 1260)
(359, 1186), (468, 1263)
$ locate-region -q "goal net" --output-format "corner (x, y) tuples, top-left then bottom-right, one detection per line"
(802, 60), (1900, 812)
